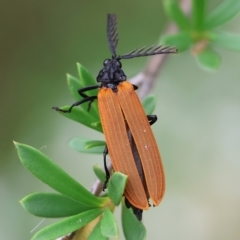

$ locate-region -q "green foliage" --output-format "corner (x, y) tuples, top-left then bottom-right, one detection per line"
(31, 209), (104, 240)
(88, 222), (108, 240)
(163, 0), (190, 30)
(108, 172), (128, 206)
(14, 141), (112, 239)
(142, 95), (157, 115)
(204, 0), (240, 29)
(20, 193), (94, 217)
(122, 201), (146, 240)
(161, 31), (192, 52)
(192, 0), (205, 31)
(100, 208), (119, 238)
(57, 63), (102, 132)
(93, 164), (107, 183)
(14, 140), (129, 239)
(162, 0), (240, 70)
(15, 142), (107, 207)
(209, 32), (240, 51)
(196, 48), (221, 71)
(57, 105), (102, 132)
(69, 137), (105, 154)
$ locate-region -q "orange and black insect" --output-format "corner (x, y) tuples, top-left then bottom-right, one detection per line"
(53, 14), (177, 220)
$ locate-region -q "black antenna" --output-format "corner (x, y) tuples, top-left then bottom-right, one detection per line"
(107, 14), (119, 58)
(119, 45), (178, 60)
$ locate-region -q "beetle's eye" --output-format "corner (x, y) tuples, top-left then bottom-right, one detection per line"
(116, 61), (122, 68)
(103, 59), (110, 66)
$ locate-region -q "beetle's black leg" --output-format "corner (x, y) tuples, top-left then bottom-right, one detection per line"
(147, 115), (157, 125)
(78, 85), (100, 111)
(132, 84), (138, 90)
(87, 99), (95, 112)
(78, 85), (100, 98)
(103, 145), (110, 190)
(53, 96), (97, 113)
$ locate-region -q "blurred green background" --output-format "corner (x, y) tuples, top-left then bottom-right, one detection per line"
(1, 0), (240, 239)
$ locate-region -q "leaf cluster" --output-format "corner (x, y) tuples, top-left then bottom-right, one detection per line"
(161, 0), (240, 70)
(15, 142), (147, 240)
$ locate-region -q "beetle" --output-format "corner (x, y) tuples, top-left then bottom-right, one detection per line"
(53, 14), (177, 220)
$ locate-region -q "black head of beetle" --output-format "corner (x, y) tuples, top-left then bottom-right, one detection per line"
(97, 57), (127, 84)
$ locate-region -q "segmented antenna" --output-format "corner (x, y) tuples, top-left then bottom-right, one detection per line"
(107, 14), (119, 58)
(119, 45), (178, 60)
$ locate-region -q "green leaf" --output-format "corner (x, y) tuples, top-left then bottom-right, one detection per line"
(69, 137), (105, 154)
(108, 172), (127, 206)
(196, 48), (221, 71)
(20, 192), (94, 218)
(77, 63), (98, 89)
(205, 0), (240, 29)
(31, 208), (104, 240)
(56, 106), (102, 132)
(93, 165), (106, 183)
(122, 201), (146, 240)
(66, 74), (83, 101)
(14, 142), (108, 207)
(142, 95), (157, 115)
(192, 0), (205, 31)
(100, 208), (118, 238)
(160, 31), (192, 52)
(209, 31), (240, 51)
(84, 140), (106, 149)
(88, 222), (108, 240)
(163, 0), (190, 30)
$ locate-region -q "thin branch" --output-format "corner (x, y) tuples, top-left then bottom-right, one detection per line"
(130, 0), (191, 98)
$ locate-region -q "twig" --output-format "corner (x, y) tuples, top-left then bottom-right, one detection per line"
(130, 0), (191, 98)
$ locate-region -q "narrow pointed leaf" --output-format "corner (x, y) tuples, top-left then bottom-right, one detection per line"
(31, 208), (104, 240)
(108, 172), (127, 206)
(122, 201), (146, 240)
(93, 165), (107, 183)
(210, 31), (240, 51)
(142, 95), (157, 115)
(205, 0), (240, 29)
(161, 31), (192, 52)
(14, 142), (108, 207)
(56, 106), (102, 132)
(66, 74), (84, 101)
(196, 48), (221, 71)
(77, 63), (98, 89)
(69, 137), (105, 154)
(192, 0), (205, 31)
(20, 192), (94, 218)
(163, 0), (190, 30)
(100, 208), (118, 238)
(84, 140), (106, 149)
(88, 222), (108, 240)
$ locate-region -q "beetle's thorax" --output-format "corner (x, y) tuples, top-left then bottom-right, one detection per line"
(97, 58), (127, 87)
